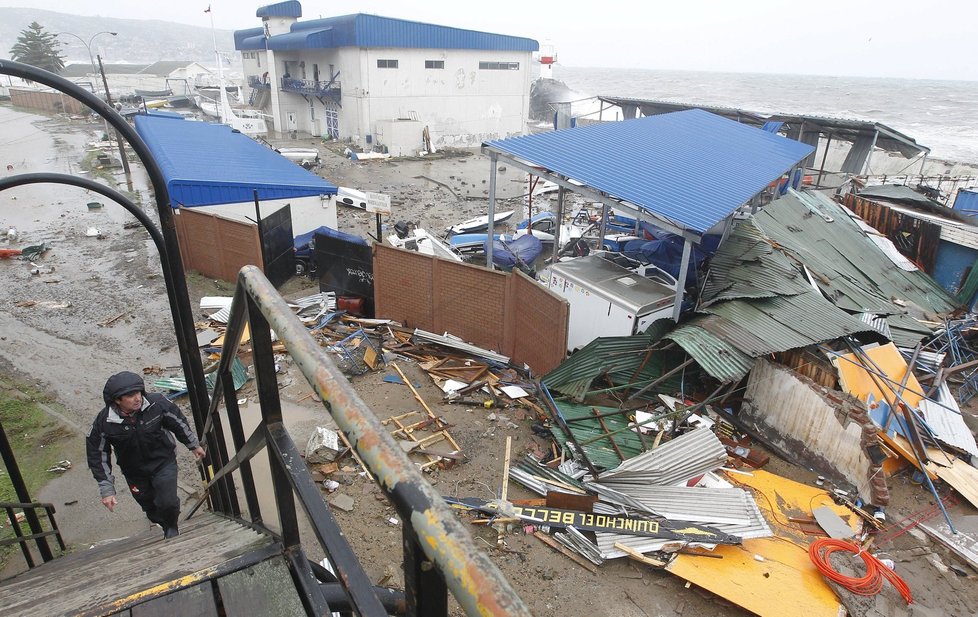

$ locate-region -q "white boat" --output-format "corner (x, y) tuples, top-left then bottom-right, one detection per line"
(198, 93), (268, 136)
(446, 210), (515, 235)
(387, 227), (462, 262)
(275, 147), (320, 168)
(335, 186), (368, 209)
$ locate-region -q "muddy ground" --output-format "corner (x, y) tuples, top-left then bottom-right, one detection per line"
(3, 104), (978, 616)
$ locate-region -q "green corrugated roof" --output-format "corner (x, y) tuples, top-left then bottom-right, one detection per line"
(754, 190), (957, 315)
(700, 218), (812, 307)
(886, 312), (937, 347)
(699, 291), (876, 356)
(541, 332), (688, 400)
(548, 401), (647, 470)
(665, 324), (755, 383)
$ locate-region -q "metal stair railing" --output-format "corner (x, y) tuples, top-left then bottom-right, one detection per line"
(188, 265), (530, 617)
(0, 501), (66, 569)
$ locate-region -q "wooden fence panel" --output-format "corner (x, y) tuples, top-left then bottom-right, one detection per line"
(173, 208), (262, 282)
(373, 244), (569, 373)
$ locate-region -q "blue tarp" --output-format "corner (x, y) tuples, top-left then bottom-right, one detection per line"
(487, 234), (543, 270)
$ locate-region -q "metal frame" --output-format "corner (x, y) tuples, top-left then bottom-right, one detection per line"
(192, 265), (530, 616)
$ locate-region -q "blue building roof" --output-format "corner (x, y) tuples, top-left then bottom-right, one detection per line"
(257, 1), (301, 19)
(484, 109), (815, 237)
(235, 13), (538, 52)
(134, 115), (337, 207)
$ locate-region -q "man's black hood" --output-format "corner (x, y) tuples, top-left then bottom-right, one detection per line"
(102, 371), (145, 406)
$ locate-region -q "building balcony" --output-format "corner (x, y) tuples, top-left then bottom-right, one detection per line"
(281, 77), (341, 102)
(247, 75), (271, 89)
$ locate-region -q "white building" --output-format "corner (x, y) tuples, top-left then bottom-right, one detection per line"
(234, 1), (539, 154)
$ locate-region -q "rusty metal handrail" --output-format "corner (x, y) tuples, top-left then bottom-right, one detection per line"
(205, 265), (530, 616)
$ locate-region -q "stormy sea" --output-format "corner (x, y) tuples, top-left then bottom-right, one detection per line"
(546, 65), (978, 166)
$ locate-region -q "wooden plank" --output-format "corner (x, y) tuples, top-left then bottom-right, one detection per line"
(217, 557), (307, 617)
(131, 583), (219, 617)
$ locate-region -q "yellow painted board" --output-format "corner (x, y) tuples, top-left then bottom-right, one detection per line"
(832, 343), (922, 407)
(211, 323), (251, 348)
(665, 469), (857, 617)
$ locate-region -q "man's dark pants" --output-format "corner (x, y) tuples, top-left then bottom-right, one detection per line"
(125, 459), (180, 530)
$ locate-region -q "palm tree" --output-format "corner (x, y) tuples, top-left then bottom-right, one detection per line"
(10, 22), (66, 73)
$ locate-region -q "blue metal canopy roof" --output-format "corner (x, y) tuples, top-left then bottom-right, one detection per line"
(235, 13), (537, 52)
(134, 115), (337, 207)
(484, 109), (815, 236)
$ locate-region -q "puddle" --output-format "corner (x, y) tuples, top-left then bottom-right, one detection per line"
(0, 105), (156, 234)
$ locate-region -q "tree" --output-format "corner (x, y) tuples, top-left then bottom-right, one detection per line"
(9, 22), (65, 73)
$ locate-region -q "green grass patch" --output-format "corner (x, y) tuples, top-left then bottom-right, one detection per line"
(0, 375), (75, 566)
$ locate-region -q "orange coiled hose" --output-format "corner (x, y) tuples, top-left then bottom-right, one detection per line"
(809, 538), (913, 604)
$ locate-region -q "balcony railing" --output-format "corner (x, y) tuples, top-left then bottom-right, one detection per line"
(281, 77), (341, 100)
(247, 75), (271, 89)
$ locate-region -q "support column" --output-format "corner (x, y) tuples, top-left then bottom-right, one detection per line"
(552, 186), (566, 264)
(672, 239), (692, 322)
(486, 152), (498, 270)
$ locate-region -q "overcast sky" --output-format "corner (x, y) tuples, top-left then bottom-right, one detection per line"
(7, 0), (978, 80)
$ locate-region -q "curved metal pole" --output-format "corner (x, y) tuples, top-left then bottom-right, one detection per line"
(0, 60), (209, 440)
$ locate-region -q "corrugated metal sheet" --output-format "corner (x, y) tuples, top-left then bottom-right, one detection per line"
(484, 109), (815, 236)
(855, 312), (893, 339)
(921, 383), (978, 458)
(547, 403), (642, 471)
(256, 1), (301, 18)
(700, 292), (876, 357)
(541, 333), (683, 400)
(700, 218), (812, 306)
(594, 428), (727, 487)
(596, 486), (756, 525)
(887, 311), (935, 347)
(665, 323), (754, 383)
(754, 190), (957, 314)
(594, 494), (772, 559)
(134, 115), (337, 207)
(245, 14), (538, 52)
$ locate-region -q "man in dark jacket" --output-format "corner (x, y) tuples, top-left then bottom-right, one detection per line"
(86, 371), (205, 539)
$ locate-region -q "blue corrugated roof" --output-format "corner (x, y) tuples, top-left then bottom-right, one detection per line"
(236, 13), (537, 52)
(257, 1), (301, 18)
(134, 115), (336, 207)
(234, 27), (265, 50)
(484, 109), (815, 236)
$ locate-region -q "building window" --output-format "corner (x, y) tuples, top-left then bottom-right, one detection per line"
(425, 60), (444, 69)
(479, 61), (519, 70)
(377, 59), (398, 69)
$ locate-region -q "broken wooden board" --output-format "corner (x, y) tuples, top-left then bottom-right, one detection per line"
(928, 457), (978, 509)
(664, 469), (859, 617)
(881, 434), (978, 509)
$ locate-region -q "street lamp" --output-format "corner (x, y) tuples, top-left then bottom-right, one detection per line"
(56, 31), (130, 175)
(57, 31), (117, 86)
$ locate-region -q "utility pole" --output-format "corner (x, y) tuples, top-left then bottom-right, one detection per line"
(98, 54), (131, 175)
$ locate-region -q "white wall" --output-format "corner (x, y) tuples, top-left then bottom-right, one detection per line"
(188, 194), (337, 238)
(252, 46), (532, 148)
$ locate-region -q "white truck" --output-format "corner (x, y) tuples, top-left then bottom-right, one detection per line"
(547, 255), (676, 352)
